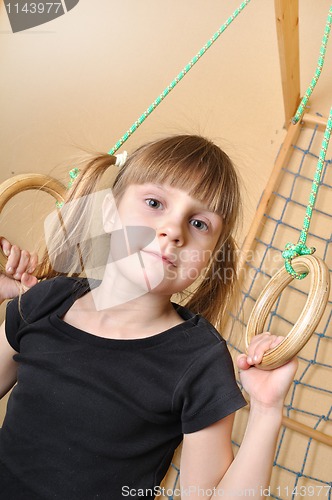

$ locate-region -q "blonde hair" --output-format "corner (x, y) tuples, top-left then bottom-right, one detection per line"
(39, 135), (241, 331)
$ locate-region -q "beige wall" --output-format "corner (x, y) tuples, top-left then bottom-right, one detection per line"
(0, 0), (331, 239)
(0, 0), (331, 479)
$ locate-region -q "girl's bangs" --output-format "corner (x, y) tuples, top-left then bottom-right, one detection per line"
(114, 135), (239, 223)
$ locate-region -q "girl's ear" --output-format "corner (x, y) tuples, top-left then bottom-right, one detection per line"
(102, 193), (119, 233)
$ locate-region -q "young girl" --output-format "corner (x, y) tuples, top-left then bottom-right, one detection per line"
(0, 135), (297, 499)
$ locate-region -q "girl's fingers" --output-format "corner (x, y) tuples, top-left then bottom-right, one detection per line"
(5, 245), (21, 275)
(4, 244), (38, 280)
(13, 250), (32, 280)
(27, 252), (38, 274)
(21, 272), (38, 289)
(237, 353), (251, 371)
(0, 237), (12, 258)
(246, 333), (284, 365)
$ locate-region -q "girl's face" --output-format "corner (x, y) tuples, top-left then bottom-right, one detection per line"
(104, 183), (223, 297)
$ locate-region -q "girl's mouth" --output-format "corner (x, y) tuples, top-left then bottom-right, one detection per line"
(142, 251), (177, 267)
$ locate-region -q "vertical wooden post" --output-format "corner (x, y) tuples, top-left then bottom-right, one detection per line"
(275, 0), (300, 127)
(239, 117), (302, 269)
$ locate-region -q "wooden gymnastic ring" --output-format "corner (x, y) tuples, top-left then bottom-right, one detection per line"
(0, 173), (66, 274)
(245, 255), (330, 370)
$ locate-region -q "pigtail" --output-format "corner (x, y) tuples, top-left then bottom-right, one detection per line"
(65, 154), (118, 204)
(184, 235), (240, 333)
(37, 153), (117, 279)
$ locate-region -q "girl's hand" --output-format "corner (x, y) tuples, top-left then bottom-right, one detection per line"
(0, 237), (38, 301)
(237, 333), (298, 412)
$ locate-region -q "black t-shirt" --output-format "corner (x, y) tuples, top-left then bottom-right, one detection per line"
(1, 277), (246, 499)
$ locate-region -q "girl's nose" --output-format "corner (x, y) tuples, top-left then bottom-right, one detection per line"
(157, 221), (185, 246)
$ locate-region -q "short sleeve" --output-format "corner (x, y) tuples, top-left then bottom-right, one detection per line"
(4, 277), (85, 353)
(5, 281), (52, 352)
(5, 297), (21, 352)
(172, 341), (246, 434)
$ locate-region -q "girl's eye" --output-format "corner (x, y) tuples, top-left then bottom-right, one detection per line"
(190, 219), (209, 231)
(145, 198), (163, 209)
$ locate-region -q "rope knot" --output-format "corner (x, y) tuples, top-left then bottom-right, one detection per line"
(282, 242), (316, 280)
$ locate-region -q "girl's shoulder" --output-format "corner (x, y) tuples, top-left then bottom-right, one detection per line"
(7, 276), (89, 326)
(173, 302), (224, 343)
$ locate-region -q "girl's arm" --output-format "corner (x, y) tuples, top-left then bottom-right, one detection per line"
(0, 237), (38, 398)
(180, 414), (235, 497)
(180, 334), (297, 499)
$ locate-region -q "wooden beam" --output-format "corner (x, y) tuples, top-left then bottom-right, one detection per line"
(275, 0), (300, 127)
(282, 415), (332, 447)
(239, 117), (302, 269)
(243, 406), (332, 447)
(303, 113), (328, 129)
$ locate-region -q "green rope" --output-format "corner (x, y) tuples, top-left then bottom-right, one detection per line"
(56, 167), (80, 208)
(282, 4), (332, 279)
(292, 5), (332, 125)
(56, 0), (252, 207)
(108, 0), (252, 156)
(282, 106), (332, 279)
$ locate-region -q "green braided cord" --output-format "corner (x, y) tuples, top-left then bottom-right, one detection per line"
(282, 106), (332, 279)
(55, 1), (251, 206)
(283, 4), (332, 278)
(108, 0), (251, 156)
(292, 5), (332, 125)
(56, 167), (80, 208)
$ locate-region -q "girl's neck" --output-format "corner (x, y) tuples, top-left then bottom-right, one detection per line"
(89, 262), (170, 309)
(67, 280), (184, 340)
